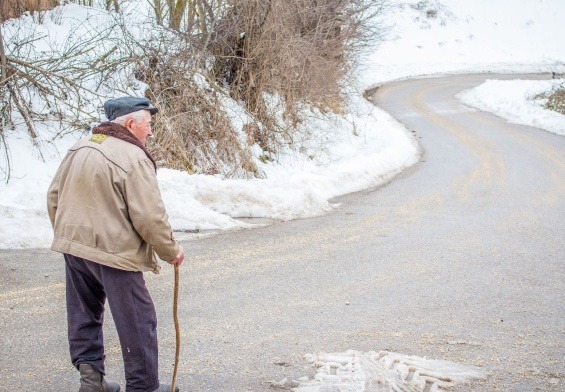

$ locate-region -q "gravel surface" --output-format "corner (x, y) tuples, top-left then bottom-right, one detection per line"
(1, 74), (563, 392)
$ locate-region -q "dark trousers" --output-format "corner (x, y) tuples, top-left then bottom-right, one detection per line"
(65, 254), (160, 392)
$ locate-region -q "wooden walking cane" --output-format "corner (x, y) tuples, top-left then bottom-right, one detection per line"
(171, 264), (180, 392)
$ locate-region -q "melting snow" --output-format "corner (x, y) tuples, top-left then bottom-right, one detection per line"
(293, 350), (485, 392)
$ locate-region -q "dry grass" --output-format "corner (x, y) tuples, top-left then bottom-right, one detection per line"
(209, 0), (387, 153)
(138, 51), (259, 178)
(545, 87), (565, 115)
(134, 0), (389, 177)
(1, 0), (60, 21)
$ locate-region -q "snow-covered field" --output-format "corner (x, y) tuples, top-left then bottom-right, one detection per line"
(360, 0), (565, 87)
(1, 0), (564, 252)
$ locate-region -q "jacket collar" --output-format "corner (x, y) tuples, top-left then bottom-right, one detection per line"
(92, 122), (157, 172)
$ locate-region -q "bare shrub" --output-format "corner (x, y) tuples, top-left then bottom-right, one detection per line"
(0, 9), (139, 182)
(131, 30), (258, 177)
(0, 5), (257, 180)
(147, 0), (226, 32)
(409, 0), (453, 27)
(210, 0), (389, 151)
(1, 0), (392, 181)
(545, 86), (565, 115)
(149, 83), (259, 177)
(1, 0), (60, 21)
(0, 15), (132, 132)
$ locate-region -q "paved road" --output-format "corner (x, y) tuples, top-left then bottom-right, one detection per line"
(1, 74), (563, 391)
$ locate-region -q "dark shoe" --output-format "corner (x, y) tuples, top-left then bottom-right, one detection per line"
(78, 363), (121, 392)
(151, 384), (179, 392)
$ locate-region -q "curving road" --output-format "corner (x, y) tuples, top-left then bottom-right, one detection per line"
(1, 74), (563, 391)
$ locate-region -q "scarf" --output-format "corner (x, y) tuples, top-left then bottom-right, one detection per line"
(92, 121), (157, 172)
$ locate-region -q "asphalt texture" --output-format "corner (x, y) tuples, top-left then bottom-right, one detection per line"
(1, 74), (563, 391)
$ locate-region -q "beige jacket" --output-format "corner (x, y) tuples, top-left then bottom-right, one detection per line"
(47, 131), (179, 273)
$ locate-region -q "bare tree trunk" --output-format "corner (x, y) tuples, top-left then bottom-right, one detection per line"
(6, 83), (38, 139)
(186, 0), (196, 32)
(105, 0), (119, 13)
(196, 0), (207, 35)
(0, 3), (7, 85)
(0, 0), (8, 184)
(0, 38), (5, 85)
(169, 0), (189, 30)
(153, 0), (164, 25)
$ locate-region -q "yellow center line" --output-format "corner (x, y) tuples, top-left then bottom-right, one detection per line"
(409, 83), (507, 200)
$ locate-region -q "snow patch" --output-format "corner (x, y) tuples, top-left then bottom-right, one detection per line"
(294, 350), (485, 392)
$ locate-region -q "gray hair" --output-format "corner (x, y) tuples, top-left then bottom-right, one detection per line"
(112, 110), (146, 126)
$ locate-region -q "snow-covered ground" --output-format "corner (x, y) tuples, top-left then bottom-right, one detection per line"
(1, 0), (564, 251)
(458, 78), (565, 136)
(360, 0), (565, 87)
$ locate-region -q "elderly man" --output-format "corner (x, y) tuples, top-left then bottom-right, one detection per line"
(47, 97), (184, 392)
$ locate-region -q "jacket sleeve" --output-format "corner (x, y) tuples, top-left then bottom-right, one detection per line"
(124, 160), (180, 263)
(47, 163), (63, 229)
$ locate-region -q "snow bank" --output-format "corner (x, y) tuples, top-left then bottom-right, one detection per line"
(457, 79), (565, 136)
(161, 95), (419, 229)
(0, 91), (419, 248)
